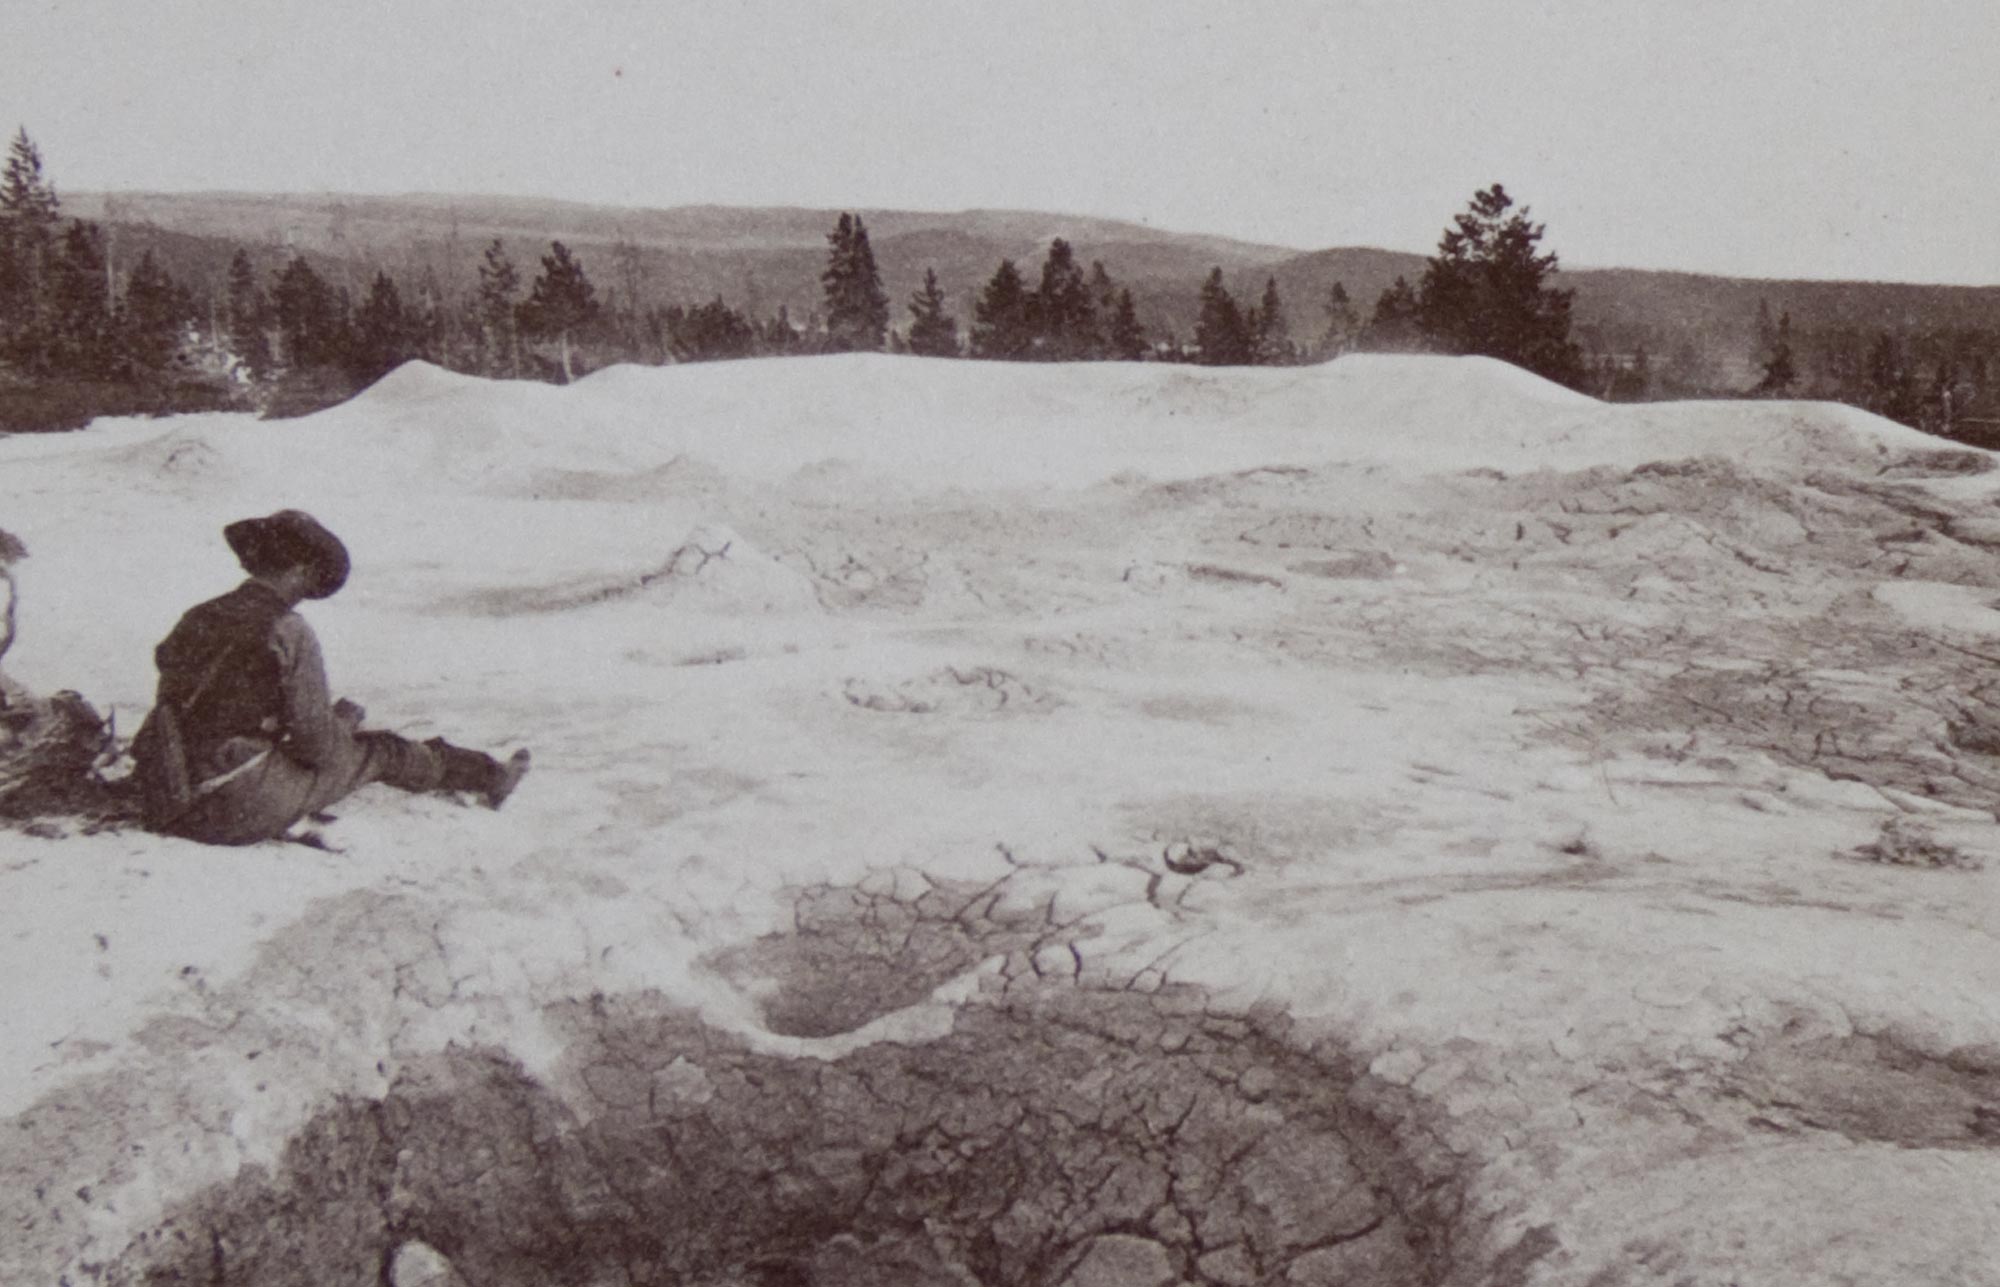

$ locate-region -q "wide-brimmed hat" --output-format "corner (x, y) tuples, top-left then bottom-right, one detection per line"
(223, 510), (350, 599)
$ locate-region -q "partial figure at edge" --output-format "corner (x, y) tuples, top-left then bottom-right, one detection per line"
(133, 510), (530, 845)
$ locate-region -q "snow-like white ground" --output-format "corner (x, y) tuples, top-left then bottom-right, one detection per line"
(3, 354), (1999, 1286)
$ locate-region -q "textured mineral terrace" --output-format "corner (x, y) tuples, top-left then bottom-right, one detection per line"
(3, 355), (1998, 1286)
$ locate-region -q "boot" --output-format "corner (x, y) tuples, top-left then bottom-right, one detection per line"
(430, 739), (532, 809)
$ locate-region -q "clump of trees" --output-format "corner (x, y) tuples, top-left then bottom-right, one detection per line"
(965, 239), (1146, 362)
(1729, 296), (1998, 439)
(1348, 183), (1584, 388)
(0, 129), (225, 428)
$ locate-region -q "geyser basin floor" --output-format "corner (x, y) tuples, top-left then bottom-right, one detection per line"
(4, 355), (1999, 1286)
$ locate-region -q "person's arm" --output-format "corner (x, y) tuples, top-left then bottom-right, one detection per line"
(268, 612), (345, 768)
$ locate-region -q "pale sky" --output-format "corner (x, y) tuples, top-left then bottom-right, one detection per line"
(10, 0), (1998, 283)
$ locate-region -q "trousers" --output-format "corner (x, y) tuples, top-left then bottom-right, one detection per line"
(165, 728), (497, 846)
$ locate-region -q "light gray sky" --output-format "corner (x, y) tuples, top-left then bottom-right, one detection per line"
(11, 0), (1997, 282)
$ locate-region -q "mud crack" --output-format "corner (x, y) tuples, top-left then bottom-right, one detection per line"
(105, 986), (1470, 1287)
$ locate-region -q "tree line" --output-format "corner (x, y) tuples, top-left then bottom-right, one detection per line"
(1720, 297), (1998, 439)
(8, 124), (1991, 441)
(1, 127), (1588, 422)
(0, 131), (197, 392)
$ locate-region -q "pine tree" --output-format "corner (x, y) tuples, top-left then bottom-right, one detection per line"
(0, 129), (63, 370)
(848, 216), (890, 350)
(906, 268), (960, 357)
(518, 240), (598, 382)
(1364, 277), (1424, 351)
(1252, 277), (1291, 365)
(1089, 261), (1118, 317)
(764, 304), (801, 354)
(1315, 282), (1360, 360)
(820, 213), (890, 353)
(349, 271), (415, 381)
(0, 129), (60, 236)
(477, 239), (522, 377)
(1194, 269), (1252, 366)
(1107, 288), (1147, 361)
(49, 222), (115, 377)
(272, 255), (344, 371)
(225, 250), (273, 379)
(1415, 184), (1583, 386)
(1757, 309), (1797, 395)
(1033, 238), (1098, 360)
(1867, 332), (1918, 424)
(970, 259), (1034, 360)
(119, 250), (186, 376)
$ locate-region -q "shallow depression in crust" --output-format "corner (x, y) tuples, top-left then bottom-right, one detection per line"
(103, 985), (1480, 1287)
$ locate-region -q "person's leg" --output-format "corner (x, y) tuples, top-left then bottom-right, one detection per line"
(173, 731), (529, 844)
(325, 732), (528, 810)
(421, 736), (530, 807)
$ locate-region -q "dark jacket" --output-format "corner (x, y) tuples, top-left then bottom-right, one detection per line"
(144, 580), (368, 843)
(151, 580), (344, 780)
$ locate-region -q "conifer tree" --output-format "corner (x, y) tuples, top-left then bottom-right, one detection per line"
(518, 240), (598, 382)
(0, 129), (63, 369)
(764, 304), (801, 354)
(906, 268), (960, 357)
(820, 213), (890, 352)
(118, 250), (186, 376)
(1033, 238), (1098, 360)
(1089, 261), (1118, 317)
(1315, 282), (1360, 360)
(1414, 184), (1583, 386)
(0, 129), (60, 236)
(1194, 268), (1252, 366)
(1107, 288), (1147, 361)
(1867, 332), (1918, 424)
(1364, 276), (1424, 351)
(970, 259), (1034, 359)
(847, 216), (889, 350)
(225, 250), (273, 379)
(476, 238), (521, 377)
(349, 271), (415, 381)
(1757, 309), (1797, 394)
(1253, 276), (1291, 365)
(49, 222), (114, 377)
(272, 255), (344, 371)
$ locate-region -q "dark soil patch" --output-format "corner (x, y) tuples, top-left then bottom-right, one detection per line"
(105, 986), (1472, 1287)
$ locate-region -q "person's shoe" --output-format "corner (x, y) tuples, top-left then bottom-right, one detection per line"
(483, 748), (531, 809)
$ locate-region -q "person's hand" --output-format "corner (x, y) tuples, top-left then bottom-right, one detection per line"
(333, 698), (366, 730)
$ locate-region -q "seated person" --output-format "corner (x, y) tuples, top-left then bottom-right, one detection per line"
(136, 509), (529, 844)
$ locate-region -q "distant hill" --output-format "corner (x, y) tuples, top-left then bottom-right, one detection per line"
(64, 193), (1297, 332)
(64, 192), (2000, 379)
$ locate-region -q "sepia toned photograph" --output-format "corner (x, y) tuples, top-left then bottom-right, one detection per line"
(3, 3), (1997, 1284)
